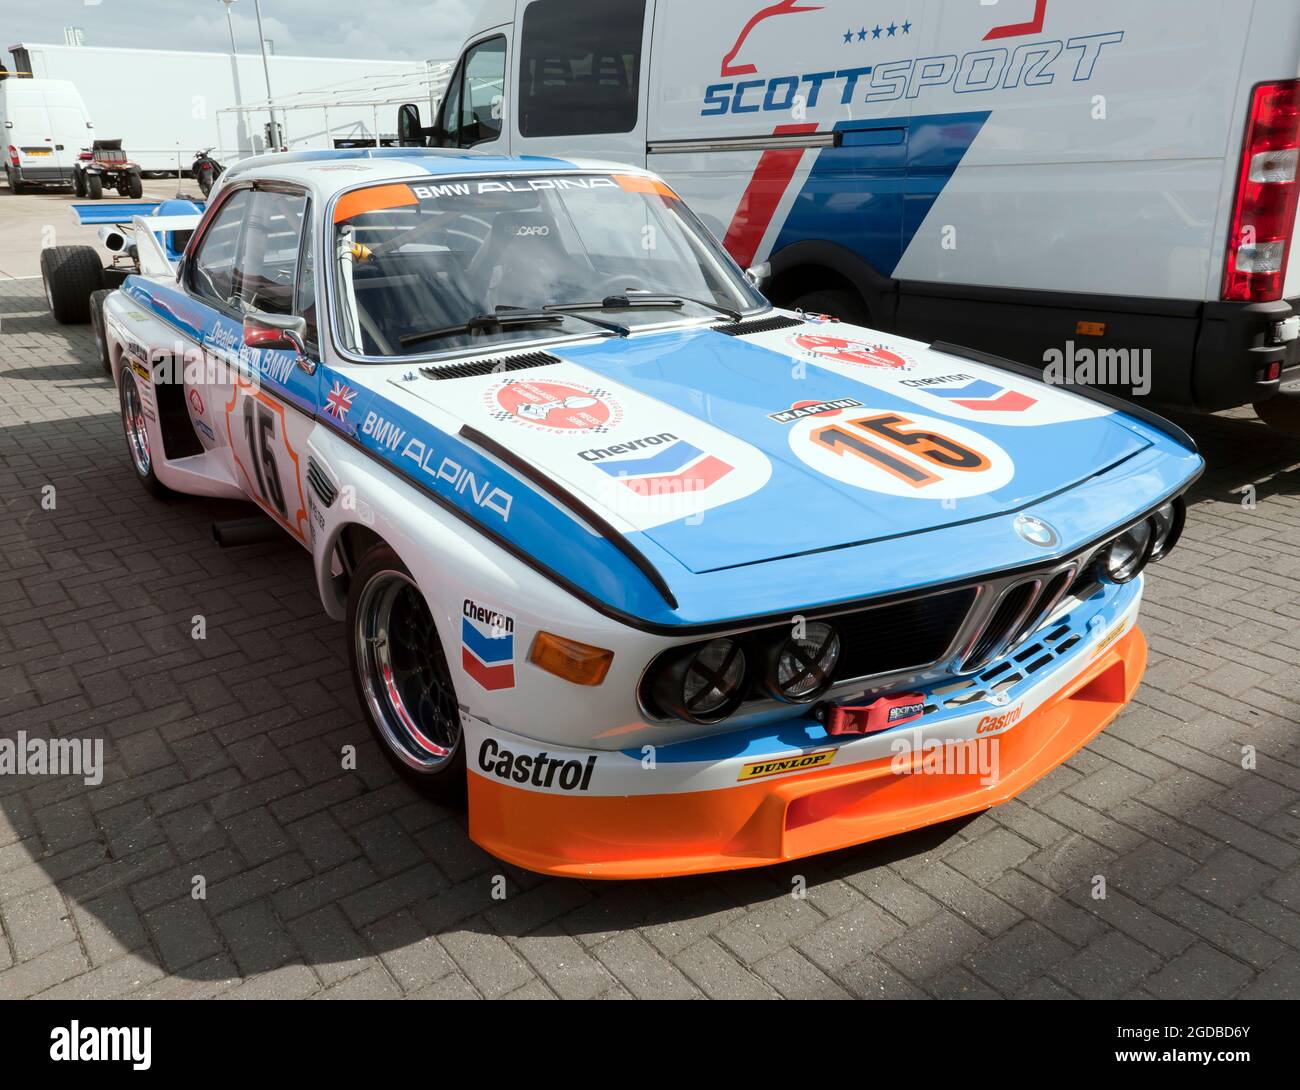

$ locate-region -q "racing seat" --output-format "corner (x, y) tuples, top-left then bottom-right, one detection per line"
(464, 211), (587, 309)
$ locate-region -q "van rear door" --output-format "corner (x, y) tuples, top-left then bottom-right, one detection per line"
(510, 0), (652, 166)
(41, 84), (91, 179)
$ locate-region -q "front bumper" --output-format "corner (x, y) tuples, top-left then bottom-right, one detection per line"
(466, 580), (1147, 879)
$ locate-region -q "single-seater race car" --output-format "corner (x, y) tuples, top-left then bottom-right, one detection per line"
(97, 148), (1203, 878)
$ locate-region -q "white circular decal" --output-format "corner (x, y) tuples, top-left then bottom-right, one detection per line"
(485, 379), (622, 434)
(786, 405), (1014, 499)
(789, 332), (917, 372)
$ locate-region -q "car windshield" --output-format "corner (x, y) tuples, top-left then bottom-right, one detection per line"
(330, 172), (767, 357)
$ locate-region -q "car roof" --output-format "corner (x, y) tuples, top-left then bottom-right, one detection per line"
(217, 147), (647, 198)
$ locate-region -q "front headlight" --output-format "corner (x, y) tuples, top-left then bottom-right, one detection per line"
(1098, 519), (1155, 584)
(760, 621), (841, 703)
(648, 637), (748, 724)
(1147, 498), (1185, 563)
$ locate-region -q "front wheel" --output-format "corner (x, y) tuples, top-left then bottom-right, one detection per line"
(73, 169), (86, 198)
(85, 173), (103, 200)
(347, 546), (466, 802)
(89, 288), (114, 374)
(126, 173), (143, 199)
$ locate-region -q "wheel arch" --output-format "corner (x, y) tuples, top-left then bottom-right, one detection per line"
(765, 240), (899, 328)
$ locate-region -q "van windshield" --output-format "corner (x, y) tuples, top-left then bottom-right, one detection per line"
(330, 173), (767, 357)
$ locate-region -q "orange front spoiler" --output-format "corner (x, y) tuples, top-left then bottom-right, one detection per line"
(469, 626), (1147, 880)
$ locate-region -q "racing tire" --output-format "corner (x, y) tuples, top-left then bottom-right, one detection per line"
(126, 173), (143, 199)
(73, 169), (86, 198)
(1253, 396), (1300, 436)
(40, 245), (104, 324)
(89, 288), (114, 374)
(118, 365), (172, 499)
(790, 288), (871, 326)
(86, 173), (102, 200)
(347, 545), (467, 804)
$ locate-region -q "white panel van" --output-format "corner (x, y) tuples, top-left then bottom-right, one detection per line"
(398, 0), (1300, 422)
(0, 77), (93, 191)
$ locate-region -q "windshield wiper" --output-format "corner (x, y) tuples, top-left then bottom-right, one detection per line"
(546, 293), (744, 323)
(399, 310), (565, 349)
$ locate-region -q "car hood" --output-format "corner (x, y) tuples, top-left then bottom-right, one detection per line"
(383, 316), (1149, 575)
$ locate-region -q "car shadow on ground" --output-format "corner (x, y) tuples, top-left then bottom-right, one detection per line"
(1, 345), (1298, 995)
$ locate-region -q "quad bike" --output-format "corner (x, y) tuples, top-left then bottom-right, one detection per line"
(73, 139), (144, 200)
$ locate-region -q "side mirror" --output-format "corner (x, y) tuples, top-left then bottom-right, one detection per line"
(243, 312), (314, 374)
(745, 261), (771, 291)
(397, 103), (424, 147)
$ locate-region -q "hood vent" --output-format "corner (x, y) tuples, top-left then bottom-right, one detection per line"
(712, 314), (805, 337)
(420, 351), (561, 381)
(306, 457), (338, 507)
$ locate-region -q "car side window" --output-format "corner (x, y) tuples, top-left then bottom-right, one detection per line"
(438, 36), (505, 148)
(518, 0), (645, 137)
(238, 189), (309, 316)
(295, 200), (318, 347)
(189, 189), (251, 309)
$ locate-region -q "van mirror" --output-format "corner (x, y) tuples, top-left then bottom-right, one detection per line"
(397, 103), (424, 147)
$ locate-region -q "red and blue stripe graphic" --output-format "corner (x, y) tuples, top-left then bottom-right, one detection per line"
(462, 616), (515, 691)
(593, 440), (733, 496)
(924, 379), (1037, 412)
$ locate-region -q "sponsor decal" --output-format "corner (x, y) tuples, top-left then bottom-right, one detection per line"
(918, 377), (1037, 413)
(1013, 514), (1058, 548)
(888, 700), (926, 723)
(976, 703), (1024, 735)
(584, 434), (733, 495)
(487, 379), (622, 434)
(324, 381), (356, 421)
(768, 397), (862, 424)
(461, 598), (515, 691)
(738, 749), (836, 781)
(788, 406), (1014, 499)
(411, 176), (618, 201)
(129, 359), (150, 382)
(478, 738), (597, 791)
(1092, 619), (1128, 659)
(789, 333), (916, 372)
(398, 439), (513, 521)
(360, 410), (406, 451)
(187, 388), (205, 414)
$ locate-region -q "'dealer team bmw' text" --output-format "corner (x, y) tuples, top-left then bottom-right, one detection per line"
(97, 148), (1202, 879)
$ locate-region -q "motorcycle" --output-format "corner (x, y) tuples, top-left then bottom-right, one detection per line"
(191, 148), (225, 198)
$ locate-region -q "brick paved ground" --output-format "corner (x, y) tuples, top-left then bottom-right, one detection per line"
(1, 275), (1298, 999)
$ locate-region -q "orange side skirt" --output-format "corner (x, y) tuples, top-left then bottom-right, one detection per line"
(469, 626), (1147, 879)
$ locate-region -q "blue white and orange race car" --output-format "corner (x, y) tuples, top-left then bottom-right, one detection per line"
(98, 148), (1202, 878)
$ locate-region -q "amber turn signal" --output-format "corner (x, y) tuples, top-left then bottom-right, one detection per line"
(528, 632), (614, 686)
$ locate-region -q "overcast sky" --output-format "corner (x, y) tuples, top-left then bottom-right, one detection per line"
(0, 0), (479, 61)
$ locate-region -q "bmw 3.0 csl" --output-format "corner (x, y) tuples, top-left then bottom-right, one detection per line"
(100, 148), (1202, 878)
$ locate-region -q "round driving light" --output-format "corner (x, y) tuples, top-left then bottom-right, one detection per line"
(762, 622), (841, 703)
(1147, 499), (1185, 563)
(648, 638), (748, 724)
(1099, 519), (1155, 584)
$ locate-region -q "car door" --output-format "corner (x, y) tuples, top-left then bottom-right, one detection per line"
(433, 34), (510, 153)
(186, 183), (320, 546)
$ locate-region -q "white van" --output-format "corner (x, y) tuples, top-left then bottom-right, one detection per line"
(398, 0), (1300, 422)
(0, 77), (93, 191)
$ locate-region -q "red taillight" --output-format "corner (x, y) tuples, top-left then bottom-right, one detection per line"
(7, 145), (18, 167)
(1223, 80), (1300, 303)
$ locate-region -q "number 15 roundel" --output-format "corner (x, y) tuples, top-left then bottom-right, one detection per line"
(789, 407), (1014, 499)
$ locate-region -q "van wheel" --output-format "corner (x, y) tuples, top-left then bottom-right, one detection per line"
(89, 288), (114, 374)
(1253, 397), (1300, 436)
(119, 365), (172, 498)
(40, 245), (104, 324)
(4, 166), (24, 194)
(86, 174), (102, 200)
(127, 173), (143, 199)
(347, 545), (466, 803)
(791, 288), (871, 326)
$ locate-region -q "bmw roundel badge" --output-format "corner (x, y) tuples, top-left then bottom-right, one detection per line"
(1014, 514), (1059, 548)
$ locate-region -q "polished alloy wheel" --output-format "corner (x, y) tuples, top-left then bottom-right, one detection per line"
(354, 570), (460, 772)
(122, 376), (152, 477)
